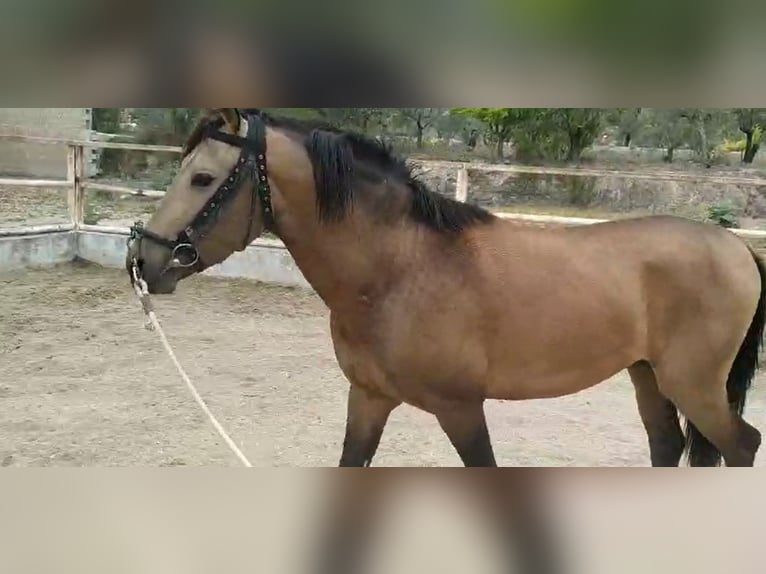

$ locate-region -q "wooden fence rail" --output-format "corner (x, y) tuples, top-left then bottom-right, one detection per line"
(2, 133), (766, 240)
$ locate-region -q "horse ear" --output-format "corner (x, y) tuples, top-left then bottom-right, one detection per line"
(215, 108), (241, 134)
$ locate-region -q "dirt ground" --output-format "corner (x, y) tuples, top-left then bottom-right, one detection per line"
(1, 262), (766, 467)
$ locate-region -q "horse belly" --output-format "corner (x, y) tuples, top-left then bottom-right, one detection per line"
(371, 328), (494, 408)
(486, 353), (633, 400)
(484, 302), (644, 400)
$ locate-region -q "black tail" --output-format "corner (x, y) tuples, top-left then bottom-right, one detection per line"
(684, 247), (766, 466)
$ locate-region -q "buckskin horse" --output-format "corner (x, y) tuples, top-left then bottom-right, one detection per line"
(126, 108), (765, 467)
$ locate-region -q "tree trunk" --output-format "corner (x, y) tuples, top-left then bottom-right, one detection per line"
(495, 137), (505, 161)
(623, 133), (632, 147)
(416, 125), (424, 148)
(567, 130), (583, 162)
(664, 146), (675, 163)
(467, 130), (478, 151)
(699, 125), (711, 167)
(743, 131), (757, 163)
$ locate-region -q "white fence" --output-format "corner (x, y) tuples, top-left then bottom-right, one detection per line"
(2, 134), (766, 241)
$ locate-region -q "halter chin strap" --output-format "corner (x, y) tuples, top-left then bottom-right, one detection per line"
(128, 110), (274, 269)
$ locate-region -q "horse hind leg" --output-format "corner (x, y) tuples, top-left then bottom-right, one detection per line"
(683, 410), (761, 467)
(653, 357), (761, 468)
(628, 361), (685, 467)
(677, 386), (760, 468)
(673, 243), (766, 467)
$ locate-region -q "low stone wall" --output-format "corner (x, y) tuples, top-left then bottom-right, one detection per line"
(411, 160), (766, 222)
(1, 229), (311, 289)
(0, 232), (76, 270)
(470, 172), (766, 220)
(76, 232), (310, 288)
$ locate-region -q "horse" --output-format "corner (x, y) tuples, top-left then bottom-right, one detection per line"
(126, 108), (766, 467)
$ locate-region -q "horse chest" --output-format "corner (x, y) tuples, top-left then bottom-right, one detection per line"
(330, 315), (403, 399)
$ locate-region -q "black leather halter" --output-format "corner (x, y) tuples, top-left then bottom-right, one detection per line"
(128, 110), (274, 269)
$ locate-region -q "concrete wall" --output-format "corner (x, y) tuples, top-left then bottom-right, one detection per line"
(75, 232), (310, 288)
(0, 232), (76, 270)
(0, 108), (95, 178)
(202, 239), (310, 288)
(1, 229), (310, 289)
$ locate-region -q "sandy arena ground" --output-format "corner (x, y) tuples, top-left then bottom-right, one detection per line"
(1, 262), (766, 467)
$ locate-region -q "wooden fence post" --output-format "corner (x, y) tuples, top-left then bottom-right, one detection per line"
(74, 145), (85, 227)
(455, 164), (468, 202)
(66, 145), (77, 226)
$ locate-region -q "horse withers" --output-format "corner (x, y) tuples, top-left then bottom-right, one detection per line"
(127, 108), (765, 467)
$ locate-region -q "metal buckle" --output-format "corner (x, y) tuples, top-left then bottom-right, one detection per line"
(168, 243), (199, 269)
(128, 221), (143, 245)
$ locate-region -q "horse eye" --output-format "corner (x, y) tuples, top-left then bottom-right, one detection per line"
(191, 173), (215, 188)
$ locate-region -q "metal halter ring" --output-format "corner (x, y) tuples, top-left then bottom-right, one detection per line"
(169, 243), (200, 269)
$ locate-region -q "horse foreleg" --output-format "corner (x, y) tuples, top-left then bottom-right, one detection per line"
(338, 384), (400, 467)
(435, 401), (498, 467)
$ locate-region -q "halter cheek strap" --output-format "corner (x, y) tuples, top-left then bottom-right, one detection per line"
(206, 118), (274, 229)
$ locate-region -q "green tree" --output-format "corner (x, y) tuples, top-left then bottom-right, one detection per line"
(550, 109), (605, 161)
(266, 108), (328, 122)
(91, 109), (122, 175)
(509, 109), (604, 163)
(641, 109), (693, 163)
(394, 108), (445, 148)
(452, 108), (532, 160)
(734, 109), (765, 164)
(433, 112), (471, 141)
(509, 110), (568, 162)
(321, 108), (388, 133)
(679, 108), (731, 167)
(127, 108), (203, 145)
(606, 108), (644, 147)
(91, 108), (121, 133)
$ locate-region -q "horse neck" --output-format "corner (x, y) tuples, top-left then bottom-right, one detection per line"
(264, 129), (416, 308)
(278, 208), (416, 309)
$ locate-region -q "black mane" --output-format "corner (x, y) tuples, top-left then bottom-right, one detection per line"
(186, 110), (496, 234)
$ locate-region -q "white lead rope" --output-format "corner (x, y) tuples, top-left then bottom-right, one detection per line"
(130, 263), (253, 468)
